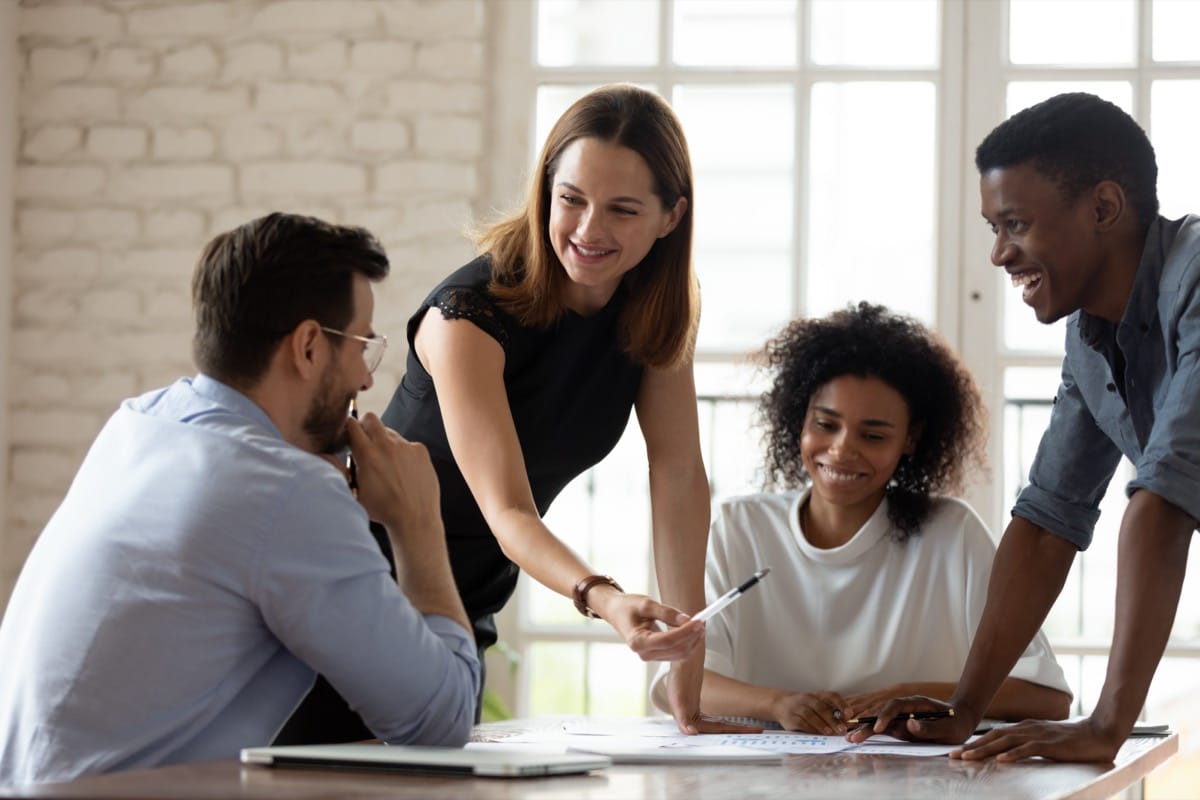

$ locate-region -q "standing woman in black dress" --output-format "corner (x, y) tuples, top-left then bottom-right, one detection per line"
(277, 83), (736, 741)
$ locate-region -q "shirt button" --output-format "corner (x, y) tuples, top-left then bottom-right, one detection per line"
(1106, 383), (1116, 392)
(1139, 323), (1150, 333)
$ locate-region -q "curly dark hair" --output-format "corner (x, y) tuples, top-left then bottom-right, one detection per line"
(975, 92), (1158, 232)
(759, 302), (987, 541)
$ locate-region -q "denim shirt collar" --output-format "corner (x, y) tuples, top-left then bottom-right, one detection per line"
(1076, 216), (1168, 351)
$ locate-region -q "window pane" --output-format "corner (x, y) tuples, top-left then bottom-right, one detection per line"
(695, 251), (793, 353)
(1001, 281), (1066, 354)
(1144, 656), (1200, 799)
(537, 0), (659, 67)
(1169, 513), (1200, 641)
(1152, 0), (1200, 62)
(674, 0), (796, 67)
(806, 81), (936, 323)
(1001, 367), (1058, 524)
(531, 477), (593, 627)
(1001, 81), (1132, 354)
(810, 0), (939, 67)
(1151, 81), (1200, 221)
(1073, 655), (1109, 717)
(674, 85), (795, 352)
(698, 396), (761, 501)
(527, 642), (585, 715)
(533, 420), (650, 626)
(1008, 0), (1135, 66)
(586, 423), (651, 595)
(587, 643), (648, 715)
(535, 83), (660, 166)
(1006, 81), (1133, 116)
(694, 360), (766, 400)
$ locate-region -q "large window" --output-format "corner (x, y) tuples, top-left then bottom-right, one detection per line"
(491, 3), (1200, 795)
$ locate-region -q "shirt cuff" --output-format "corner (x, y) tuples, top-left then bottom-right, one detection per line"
(1128, 458), (1200, 528)
(1012, 484), (1098, 550)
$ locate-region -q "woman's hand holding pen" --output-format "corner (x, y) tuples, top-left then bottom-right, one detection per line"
(586, 585), (705, 662)
(584, 587), (766, 736)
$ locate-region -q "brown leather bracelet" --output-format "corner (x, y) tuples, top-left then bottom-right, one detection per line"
(572, 574), (623, 619)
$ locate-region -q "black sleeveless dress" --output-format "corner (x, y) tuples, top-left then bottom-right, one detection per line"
(275, 256), (644, 742)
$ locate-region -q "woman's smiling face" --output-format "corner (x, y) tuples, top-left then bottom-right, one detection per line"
(547, 137), (686, 314)
(801, 374), (915, 517)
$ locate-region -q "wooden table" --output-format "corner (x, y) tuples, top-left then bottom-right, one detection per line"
(0, 721), (1177, 800)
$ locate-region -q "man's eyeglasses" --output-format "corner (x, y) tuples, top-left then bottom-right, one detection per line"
(320, 327), (388, 373)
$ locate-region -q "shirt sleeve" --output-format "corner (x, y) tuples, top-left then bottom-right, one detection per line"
(251, 461), (480, 746)
(428, 286), (509, 349)
(1127, 266), (1200, 525)
(1012, 346), (1124, 550)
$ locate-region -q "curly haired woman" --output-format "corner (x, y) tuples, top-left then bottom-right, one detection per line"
(651, 302), (1072, 734)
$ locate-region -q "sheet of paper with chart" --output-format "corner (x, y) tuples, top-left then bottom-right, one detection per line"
(470, 717), (972, 760)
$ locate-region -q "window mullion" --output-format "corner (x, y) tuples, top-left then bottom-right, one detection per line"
(793, 0), (809, 321)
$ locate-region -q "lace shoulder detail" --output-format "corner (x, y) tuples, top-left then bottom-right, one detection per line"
(430, 286), (509, 349)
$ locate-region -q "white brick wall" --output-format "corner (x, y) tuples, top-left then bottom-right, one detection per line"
(3, 0), (491, 608)
(1, 2), (17, 611)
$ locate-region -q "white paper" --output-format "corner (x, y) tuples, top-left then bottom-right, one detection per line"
(481, 717), (973, 758)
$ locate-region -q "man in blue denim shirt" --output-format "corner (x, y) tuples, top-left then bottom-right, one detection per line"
(857, 93), (1199, 762)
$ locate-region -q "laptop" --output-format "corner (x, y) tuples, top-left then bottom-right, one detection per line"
(240, 743), (611, 778)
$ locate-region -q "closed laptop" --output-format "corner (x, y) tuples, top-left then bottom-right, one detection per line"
(240, 743), (611, 778)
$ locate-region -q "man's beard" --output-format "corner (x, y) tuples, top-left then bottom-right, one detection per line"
(303, 366), (354, 455)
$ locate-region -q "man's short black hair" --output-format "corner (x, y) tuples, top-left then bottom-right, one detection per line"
(191, 212), (389, 388)
(975, 92), (1159, 231)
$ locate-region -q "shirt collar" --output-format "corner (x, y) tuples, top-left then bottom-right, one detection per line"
(1077, 216), (1167, 349)
(788, 487), (892, 564)
(191, 373), (285, 441)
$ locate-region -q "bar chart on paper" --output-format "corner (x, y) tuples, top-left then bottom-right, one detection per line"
(712, 732), (850, 754)
(712, 731), (967, 757)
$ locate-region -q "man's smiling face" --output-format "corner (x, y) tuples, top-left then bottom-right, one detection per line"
(981, 163), (1108, 325)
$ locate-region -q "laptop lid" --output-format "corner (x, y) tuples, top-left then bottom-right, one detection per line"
(240, 743), (611, 778)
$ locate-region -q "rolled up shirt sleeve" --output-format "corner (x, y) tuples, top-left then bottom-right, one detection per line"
(252, 464), (480, 747)
(1012, 354), (1124, 551)
(1127, 275), (1200, 527)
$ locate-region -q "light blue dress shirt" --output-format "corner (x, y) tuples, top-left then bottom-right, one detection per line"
(1014, 214), (1200, 548)
(0, 375), (480, 786)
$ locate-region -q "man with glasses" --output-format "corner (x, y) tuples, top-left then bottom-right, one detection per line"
(0, 213), (479, 786)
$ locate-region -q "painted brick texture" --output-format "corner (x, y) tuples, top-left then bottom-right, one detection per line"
(4, 0), (489, 604)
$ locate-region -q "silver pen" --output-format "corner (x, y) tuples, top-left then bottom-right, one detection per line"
(692, 568), (770, 623)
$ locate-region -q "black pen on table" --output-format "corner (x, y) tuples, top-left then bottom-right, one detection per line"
(346, 398), (358, 497)
(836, 709), (955, 726)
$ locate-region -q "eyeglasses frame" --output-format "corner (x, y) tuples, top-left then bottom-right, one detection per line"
(319, 326), (388, 373)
